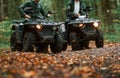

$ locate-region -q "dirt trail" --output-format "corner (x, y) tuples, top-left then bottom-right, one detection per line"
(0, 43), (120, 78)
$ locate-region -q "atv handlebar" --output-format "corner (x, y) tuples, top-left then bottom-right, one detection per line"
(83, 7), (92, 13)
(47, 11), (56, 14)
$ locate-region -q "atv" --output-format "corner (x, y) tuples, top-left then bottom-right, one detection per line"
(10, 12), (64, 53)
(64, 7), (104, 51)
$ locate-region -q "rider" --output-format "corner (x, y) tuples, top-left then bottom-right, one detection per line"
(64, 0), (86, 42)
(18, 0), (46, 19)
(66, 0), (85, 20)
(17, 0), (46, 43)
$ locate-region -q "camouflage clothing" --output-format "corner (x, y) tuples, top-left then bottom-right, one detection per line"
(18, 0), (46, 19)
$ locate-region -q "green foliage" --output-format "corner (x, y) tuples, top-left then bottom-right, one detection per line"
(103, 24), (120, 43)
(113, 19), (120, 23)
(40, 0), (53, 11)
(111, 2), (120, 24)
(0, 21), (12, 49)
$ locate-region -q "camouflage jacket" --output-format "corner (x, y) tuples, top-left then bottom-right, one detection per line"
(18, 0), (46, 19)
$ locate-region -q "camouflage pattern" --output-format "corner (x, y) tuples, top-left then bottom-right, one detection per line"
(18, 0), (46, 19)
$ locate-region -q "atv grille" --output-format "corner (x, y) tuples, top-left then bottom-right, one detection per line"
(83, 24), (95, 31)
(38, 29), (54, 37)
(82, 24), (96, 35)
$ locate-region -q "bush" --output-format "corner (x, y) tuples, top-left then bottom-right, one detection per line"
(0, 21), (12, 49)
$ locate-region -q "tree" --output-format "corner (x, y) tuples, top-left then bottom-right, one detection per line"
(51, 0), (69, 21)
(0, 0), (120, 25)
(0, 0), (4, 21)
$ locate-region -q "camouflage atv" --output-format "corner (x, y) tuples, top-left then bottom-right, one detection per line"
(64, 7), (104, 51)
(10, 13), (64, 53)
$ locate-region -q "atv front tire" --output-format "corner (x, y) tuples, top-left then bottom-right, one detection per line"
(69, 32), (80, 51)
(50, 33), (63, 53)
(23, 32), (35, 52)
(10, 32), (22, 51)
(95, 30), (104, 48)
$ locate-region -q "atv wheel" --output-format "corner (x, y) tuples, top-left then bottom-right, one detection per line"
(69, 32), (79, 51)
(23, 32), (35, 52)
(95, 30), (104, 48)
(10, 32), (22, 51)
(62, 32), (67, 51)
(50, 33), (63, 53)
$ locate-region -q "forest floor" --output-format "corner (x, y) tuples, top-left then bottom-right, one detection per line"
(0, 42), (120, 78)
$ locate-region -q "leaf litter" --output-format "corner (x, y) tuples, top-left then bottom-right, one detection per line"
(0, 43), (120, 78)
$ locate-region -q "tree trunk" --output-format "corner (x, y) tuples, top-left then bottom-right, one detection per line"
(0, 0), (4, 21)
(101, 0), (113, 25)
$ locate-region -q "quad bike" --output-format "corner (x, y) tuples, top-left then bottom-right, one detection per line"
(63, 7), (104, 51)
(10, 11), (64, 53)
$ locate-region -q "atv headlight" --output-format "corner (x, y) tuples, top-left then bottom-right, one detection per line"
(79, 23), (84, 28)
(93, 22), (99, 28)
(36, 24), (42, 30)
